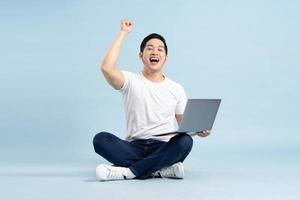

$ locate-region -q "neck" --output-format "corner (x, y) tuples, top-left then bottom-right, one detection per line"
(142, 70), (165, 83)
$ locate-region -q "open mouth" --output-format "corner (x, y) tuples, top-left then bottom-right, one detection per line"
(149, 57), (159, 64)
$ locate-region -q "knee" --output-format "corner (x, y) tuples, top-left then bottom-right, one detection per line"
(175, 133), (193, 152)
(93, 132), (111, 153)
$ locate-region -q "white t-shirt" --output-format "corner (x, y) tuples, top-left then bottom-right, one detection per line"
(119, 71), (187, 142)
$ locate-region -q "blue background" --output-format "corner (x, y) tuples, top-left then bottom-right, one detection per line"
(1, 1), (299, 199)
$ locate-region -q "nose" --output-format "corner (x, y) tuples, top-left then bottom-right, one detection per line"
(151, 48), (159, 55)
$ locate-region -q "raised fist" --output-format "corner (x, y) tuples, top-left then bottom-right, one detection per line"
(121, 19), (133, 33)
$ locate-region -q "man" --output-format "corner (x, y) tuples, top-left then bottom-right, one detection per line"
(93, 19), (210, 181)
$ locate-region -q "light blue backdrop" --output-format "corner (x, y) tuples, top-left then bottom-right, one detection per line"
(1, 0), (299, 165)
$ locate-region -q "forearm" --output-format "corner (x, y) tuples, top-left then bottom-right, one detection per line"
(101, 30), (128, 71)
(175, 114), (183, 125)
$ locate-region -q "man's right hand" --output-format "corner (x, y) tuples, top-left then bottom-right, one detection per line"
(121, 19), (133, 33)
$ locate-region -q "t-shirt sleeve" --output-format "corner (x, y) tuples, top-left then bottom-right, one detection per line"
(118, 70), (131, 93)
(175, 85), (187, 114)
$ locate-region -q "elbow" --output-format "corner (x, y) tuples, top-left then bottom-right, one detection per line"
(101, 64), (111, 76)
(100, 58), (109, 70)
(100, 63), (107, 72)
(101, 62), (115, 73)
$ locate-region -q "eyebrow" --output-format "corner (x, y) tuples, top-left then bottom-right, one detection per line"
(146, 44), (165, 48)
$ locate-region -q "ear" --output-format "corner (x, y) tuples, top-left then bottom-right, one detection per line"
(139, 52), (143, 59)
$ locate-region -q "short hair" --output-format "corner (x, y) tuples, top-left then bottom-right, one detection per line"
(140, 33), (168, 55)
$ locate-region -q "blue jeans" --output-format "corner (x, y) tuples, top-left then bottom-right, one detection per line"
(93, 132), (193, 179)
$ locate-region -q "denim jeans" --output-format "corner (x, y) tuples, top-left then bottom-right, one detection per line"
(93, 132), (193, 179)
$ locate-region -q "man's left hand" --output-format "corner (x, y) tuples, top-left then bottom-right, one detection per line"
(196, 130), (211, 137)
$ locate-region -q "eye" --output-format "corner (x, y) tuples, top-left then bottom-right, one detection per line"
(146, 47), (153, 51)
(158, 48), (164, 52)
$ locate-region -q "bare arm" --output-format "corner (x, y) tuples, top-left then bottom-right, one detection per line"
(101, 19), (133, 90)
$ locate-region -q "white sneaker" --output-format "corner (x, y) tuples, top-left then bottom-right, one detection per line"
(152, 162), (184, 179)
(96, 164), (130, 181)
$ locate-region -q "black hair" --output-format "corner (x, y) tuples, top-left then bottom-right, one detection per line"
(140, 33), (168, 55)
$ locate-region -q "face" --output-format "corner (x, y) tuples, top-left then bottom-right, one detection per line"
(140, 38), (167, 73)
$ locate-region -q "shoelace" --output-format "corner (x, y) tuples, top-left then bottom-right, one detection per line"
(106, 167), (126, 180)
(161, 166), (176, 177)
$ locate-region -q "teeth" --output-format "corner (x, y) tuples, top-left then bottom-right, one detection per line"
(150, 57), (159, 62)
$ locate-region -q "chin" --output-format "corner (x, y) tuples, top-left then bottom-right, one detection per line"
(147, 64), (163, 72)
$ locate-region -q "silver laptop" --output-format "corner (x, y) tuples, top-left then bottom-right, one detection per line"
(155, 99), (221, 136)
